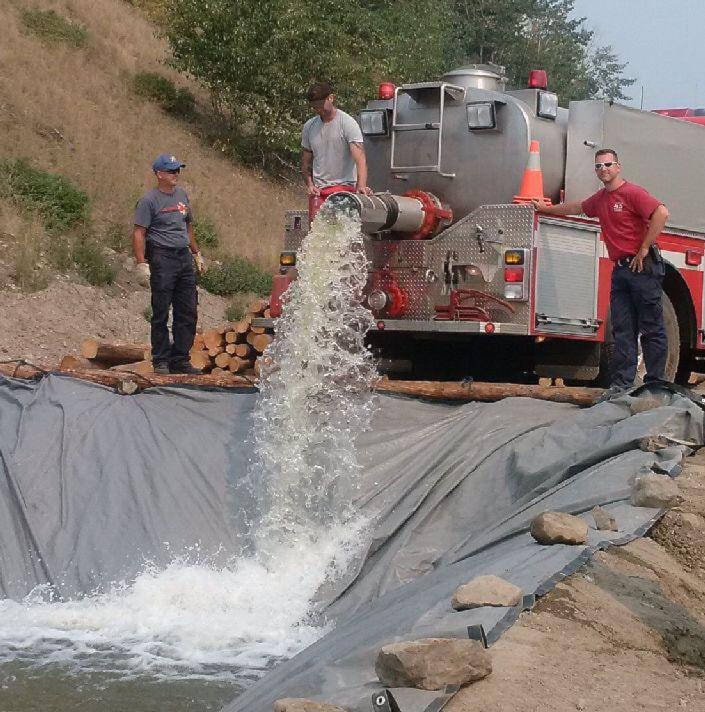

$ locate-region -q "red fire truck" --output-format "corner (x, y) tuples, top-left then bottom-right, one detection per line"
(258, 65), (705, 383)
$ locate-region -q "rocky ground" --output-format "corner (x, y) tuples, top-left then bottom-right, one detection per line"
(447, 448), (705, 712)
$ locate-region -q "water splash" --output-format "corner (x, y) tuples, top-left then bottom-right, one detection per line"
(249, 203), (377, 555)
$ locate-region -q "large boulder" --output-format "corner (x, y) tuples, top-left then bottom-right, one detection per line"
(530, 511), (588, 545)
(631, 474), (683, 508)
(451, 575), (522, 610)
(273, 699), (347, 712)
(375, 638), (492, 691)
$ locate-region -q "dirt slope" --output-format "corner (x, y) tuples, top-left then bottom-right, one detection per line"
(447, 450), (705, 712)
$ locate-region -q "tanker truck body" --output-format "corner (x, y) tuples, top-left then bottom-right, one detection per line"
(259, 65), (705, 383)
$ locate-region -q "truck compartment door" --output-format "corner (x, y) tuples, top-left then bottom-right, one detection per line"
(534, 219), (601, 335)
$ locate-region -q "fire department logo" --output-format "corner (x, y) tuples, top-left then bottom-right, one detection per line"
(612, 202), (623, 212)
(177, 202), (188, 216)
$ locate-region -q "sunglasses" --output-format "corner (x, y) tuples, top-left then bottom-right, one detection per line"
(163, 168), (181, 174)
(594, 161), (616, 170)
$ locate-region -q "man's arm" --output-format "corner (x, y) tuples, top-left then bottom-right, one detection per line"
(301, 148), (319, 196)
(530, 199), (584, 216)
(133, 225), (147, 263)
(187, 222), (199, 254)
(631, 204), (669, 273)
(349, 142), (372, 195)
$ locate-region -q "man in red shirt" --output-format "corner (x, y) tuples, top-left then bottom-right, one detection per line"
(533, 149), (670, 400)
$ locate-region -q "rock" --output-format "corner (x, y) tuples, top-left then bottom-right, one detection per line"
(451, 575), (522, 610)
(375, 638), (492, 691)
(677, 512), (704, 530)
(530, 511), (588, 545)
(591, 505), (619, 531)
(639, 435), (670, 452)
(273, 699), (347, 712)
(631, 474), (683, 508)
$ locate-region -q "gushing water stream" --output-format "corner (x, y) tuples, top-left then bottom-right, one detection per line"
(0, 205), (376, 710)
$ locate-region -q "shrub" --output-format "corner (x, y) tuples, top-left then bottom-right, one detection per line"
(104, 222), (130, 252)
(199, 257), (272, 297)
(13, 219), (49, 292)
(73, 236), (116, 286)
(133, 72), (195, 116)
(193, 217), (219, 248)
(20, 9), (88, 47)
(47, 235), (73, 271)
(0, 159), (89, 233)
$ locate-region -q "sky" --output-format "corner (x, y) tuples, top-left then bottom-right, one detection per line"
(571, 0), (705, 110)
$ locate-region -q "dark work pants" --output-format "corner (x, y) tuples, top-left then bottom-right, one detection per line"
(609, 262), (667, 389)
(147, 245), (197, 366)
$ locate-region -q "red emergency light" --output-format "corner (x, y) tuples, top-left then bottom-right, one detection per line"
(504, 267), (524, 282)
(378, 82), (396, 100)
(528, 70), (548, 90)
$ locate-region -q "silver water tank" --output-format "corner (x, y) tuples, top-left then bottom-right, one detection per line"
(441, 64), (507, 92)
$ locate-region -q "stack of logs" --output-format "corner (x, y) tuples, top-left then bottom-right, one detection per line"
(58, 298), (273, 378)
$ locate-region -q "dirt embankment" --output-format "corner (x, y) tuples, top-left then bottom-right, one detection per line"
(447, 450), (705, 712)
(0, 278), (229, 368)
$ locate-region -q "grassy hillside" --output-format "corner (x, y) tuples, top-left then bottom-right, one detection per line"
(0, 0), (304, 288)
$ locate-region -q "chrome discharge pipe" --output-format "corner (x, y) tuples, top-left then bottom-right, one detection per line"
(325, 190), (452, 239)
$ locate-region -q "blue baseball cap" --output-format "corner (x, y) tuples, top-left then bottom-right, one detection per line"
(152, 153), (186, 171)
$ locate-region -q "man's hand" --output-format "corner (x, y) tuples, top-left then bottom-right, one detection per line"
(135, 261), (150, 287)
(307, 184), (321, 197)
(356, 185), (373, 196)
(193, 251), (206, 275)
(530, 198), (551, 211)
(630, 247), (649, 273)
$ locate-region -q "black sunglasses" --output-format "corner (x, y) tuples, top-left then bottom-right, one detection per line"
(594, 161), (615, 170)
(163, 168), (181, 174)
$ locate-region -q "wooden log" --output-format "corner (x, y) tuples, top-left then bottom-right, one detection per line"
(190, 351), (211, 370)
(80, 339), (150, 366)
(228, 357), (255, 373)
(59, 355), (106, 371)
(250, 326), (266, 335)
(225, 344), (237, 355)
(110, 360), (154, 374)
(192, 333), (206, 351)
(251, 333), (273, 353)
(214, 352), (232, 369)
(208, 346), (225, 357)
(248, 298), (268, 316)
(373, 379), (602, 407)
(225, 331), (240, 344)
(234, 344), (252, 358)
(0, 362), (253, 389)
(263, 308), (271, 318)
(234, 320), (250, 334)
(203, 329), (225, 350)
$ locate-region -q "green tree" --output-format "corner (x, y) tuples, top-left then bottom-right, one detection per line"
(447, 0), (633, 103)
(162, 0), (449, 166)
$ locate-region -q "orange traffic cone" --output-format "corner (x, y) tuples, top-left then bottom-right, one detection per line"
(513, 140), (552, 205)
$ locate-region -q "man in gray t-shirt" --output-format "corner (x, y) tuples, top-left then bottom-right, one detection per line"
(133, 153), (205, 374)
(301, 82), (372, 201)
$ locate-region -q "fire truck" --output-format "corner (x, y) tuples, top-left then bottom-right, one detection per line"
(258, 64), (705, 383)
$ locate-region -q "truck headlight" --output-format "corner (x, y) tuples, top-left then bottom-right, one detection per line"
(466, 102), (496, 130)
(537, 91), (558, 120)
(360, 110), (388, 136)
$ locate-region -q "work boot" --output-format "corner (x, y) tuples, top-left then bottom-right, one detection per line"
(169, 361), (201, 375)
(153, 362), (170, 375)
(593, 384), (626, 405)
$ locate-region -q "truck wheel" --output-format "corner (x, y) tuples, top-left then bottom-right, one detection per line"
(598, 292), (680, 387)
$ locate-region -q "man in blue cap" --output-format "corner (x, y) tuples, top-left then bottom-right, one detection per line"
(133, 153), (205, 374)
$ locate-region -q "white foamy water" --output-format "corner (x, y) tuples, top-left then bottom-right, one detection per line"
(0, 203), (376, 685)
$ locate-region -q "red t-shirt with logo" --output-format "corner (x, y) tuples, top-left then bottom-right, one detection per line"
(581, 181), (663, 261)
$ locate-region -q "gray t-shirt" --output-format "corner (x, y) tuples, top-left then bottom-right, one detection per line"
(301, 109), (364, 188)
(134, 187), (192, 249)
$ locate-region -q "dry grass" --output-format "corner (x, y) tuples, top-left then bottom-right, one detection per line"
(0, 0), (304, 271)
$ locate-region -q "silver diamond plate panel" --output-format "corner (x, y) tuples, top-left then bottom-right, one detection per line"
(365, 204), (534, 325)
(284, 210), (309, 251)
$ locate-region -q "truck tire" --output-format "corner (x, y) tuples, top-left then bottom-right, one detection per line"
(598, 291), (680, 387)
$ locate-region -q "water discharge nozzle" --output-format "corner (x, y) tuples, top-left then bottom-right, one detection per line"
(323, 190), (452, 239)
